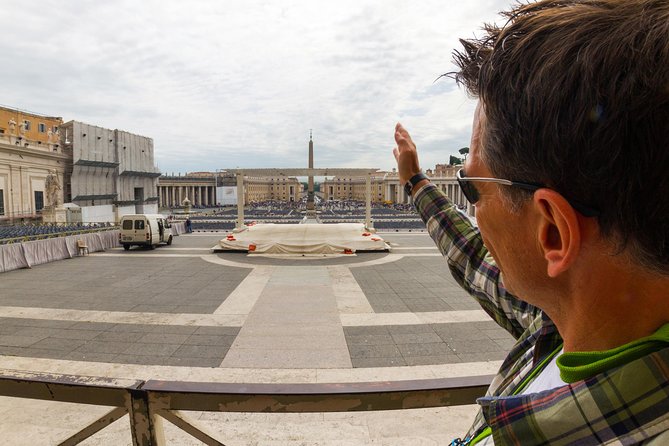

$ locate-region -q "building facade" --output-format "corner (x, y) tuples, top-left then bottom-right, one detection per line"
(157, 173), (302, 208)
(0, 106), (66, 222)
(61, 121), (161, 222)
(158, 174), (217, 208)
(321, 165), (472, 212)
(244, 176), (302, 203)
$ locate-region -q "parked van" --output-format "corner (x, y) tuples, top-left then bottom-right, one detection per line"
(119, 214), (173, 250)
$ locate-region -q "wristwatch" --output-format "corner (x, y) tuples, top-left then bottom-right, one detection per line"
(404, 172), (430, 197)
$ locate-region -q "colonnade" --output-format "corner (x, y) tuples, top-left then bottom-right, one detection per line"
(158, 185), (216, 208)
(384, 179), (474, 215)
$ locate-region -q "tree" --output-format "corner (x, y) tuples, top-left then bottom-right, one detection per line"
(458, 147), (470, 163)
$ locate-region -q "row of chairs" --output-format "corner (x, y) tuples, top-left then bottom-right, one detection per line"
(189, 220), (425, 231)
(0, 223), (112, 242)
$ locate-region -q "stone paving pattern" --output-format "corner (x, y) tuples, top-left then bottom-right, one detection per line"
(0, 317), (240, 367)
(351, 256), (480, 313)
(0, 233), (514, 368)
(345, 321), (515, 367)
(0, 257), (250, 313)
(0, 233), (515, 444)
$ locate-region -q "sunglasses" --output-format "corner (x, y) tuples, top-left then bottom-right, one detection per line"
(456, 168), (599, 217)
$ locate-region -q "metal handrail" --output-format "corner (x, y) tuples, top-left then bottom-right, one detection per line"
(0, 369), (493, 446)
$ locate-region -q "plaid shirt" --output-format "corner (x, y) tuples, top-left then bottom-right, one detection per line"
(413, 183), (669, 445)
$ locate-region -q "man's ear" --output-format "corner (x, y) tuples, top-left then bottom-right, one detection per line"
(532, 189), (582, 278)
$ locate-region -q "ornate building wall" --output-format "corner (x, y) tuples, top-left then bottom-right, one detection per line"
(157, 174), (302, 207)
(0, 106), (67, 221)
(157, 175), (217, 208)
(321, 166), (472, 213)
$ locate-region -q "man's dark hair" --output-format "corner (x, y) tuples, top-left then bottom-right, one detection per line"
(452, 0), (669, 273)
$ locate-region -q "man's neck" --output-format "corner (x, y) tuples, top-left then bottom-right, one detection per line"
(549, 260), (669, 353)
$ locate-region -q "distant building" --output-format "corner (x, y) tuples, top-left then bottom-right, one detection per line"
(61, 121), (161, 222)
(321, 164), (472, 213)
(158, 173), (217, 208)
(432, 163), (460, 177)
(245, 176), (302, 203)
(0, 105), (66, 221)
(157, 172), (302, 208)
(321, 173), (387, 202)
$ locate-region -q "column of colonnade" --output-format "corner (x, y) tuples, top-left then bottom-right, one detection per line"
(156, 185), (216, 207)
(158, 181), (465, 208)
(159, 180), (463, 211)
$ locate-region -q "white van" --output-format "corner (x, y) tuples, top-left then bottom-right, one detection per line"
(119, 214), (173, 250)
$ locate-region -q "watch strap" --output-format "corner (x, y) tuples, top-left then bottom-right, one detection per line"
(404, 172), (429, 196)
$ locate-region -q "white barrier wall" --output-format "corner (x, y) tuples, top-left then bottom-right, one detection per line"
(0, 230), (120, 273)
(171, 221), (187, 235)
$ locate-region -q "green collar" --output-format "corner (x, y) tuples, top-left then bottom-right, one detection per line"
(557, 323), (669, 383)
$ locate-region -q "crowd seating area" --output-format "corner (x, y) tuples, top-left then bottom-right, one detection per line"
(175, 200), (427, 232)
(0, 223), (114, 243)
(191, 221), (236, 231)
(370, 220), (426, 230)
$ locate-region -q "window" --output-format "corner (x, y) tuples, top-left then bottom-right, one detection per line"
(0, 189), (4, 216)
(38, 123), (46, 133)
(134, 220), (145, 230)
(0, 128), (5, 134)
(53, 126), (58, 133)
(24, 120), (31, 131)
(34, 191), (44, 211)
(122, 220), (133, 230)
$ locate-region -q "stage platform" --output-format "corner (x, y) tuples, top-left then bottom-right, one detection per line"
(214, 223), (389, 254)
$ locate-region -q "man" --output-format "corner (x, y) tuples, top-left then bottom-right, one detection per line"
(393, 0), (669, 444)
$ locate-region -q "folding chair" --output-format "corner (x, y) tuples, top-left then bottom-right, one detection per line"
(77, 239), (89, 256)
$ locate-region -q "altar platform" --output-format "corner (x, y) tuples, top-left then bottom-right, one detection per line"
(213, 223), (389, 254)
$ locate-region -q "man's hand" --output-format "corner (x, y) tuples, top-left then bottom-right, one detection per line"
(393, 122), (421, 186)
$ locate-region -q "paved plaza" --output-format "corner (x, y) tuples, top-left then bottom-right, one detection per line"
(0, 231), (514, 445)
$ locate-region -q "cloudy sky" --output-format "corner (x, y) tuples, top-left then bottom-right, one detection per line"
(2, 0), (510, 174)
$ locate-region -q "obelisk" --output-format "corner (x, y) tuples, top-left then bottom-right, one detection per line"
(307, 130), (315, 215)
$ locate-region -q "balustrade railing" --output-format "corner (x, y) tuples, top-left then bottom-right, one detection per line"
(0, 369), (493, 445)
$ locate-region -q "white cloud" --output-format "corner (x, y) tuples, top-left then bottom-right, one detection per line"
(0, 0), (510, 173)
